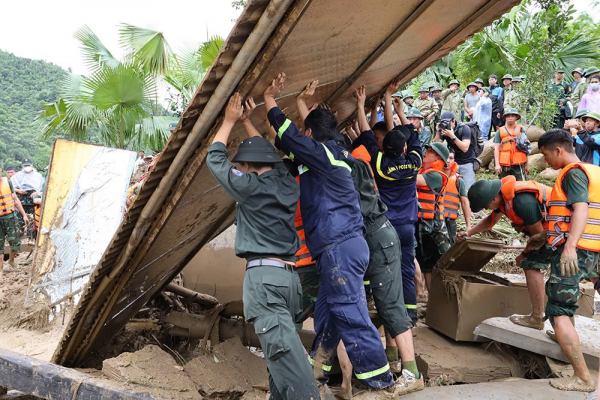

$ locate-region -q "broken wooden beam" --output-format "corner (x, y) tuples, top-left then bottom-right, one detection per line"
(0, 347), (158, 399)
(167, 311), (316, 351)
(164, 283), (218, 306)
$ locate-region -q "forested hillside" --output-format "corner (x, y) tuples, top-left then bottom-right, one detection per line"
(0, 50), (66, 171)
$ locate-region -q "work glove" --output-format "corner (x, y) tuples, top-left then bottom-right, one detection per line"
(559, 251), (579, 278)
(524, 230), (548, 253)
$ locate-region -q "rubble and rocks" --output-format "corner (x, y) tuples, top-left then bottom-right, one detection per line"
(102, 345), (201, 399)
(528, 154), (549, 171)
(538, 167), (560, 181)
(413, 326), (513, 384)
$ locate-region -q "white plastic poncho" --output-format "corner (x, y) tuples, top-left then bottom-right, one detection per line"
(10, 170), (45, 191)
(473, 97), (492, 140)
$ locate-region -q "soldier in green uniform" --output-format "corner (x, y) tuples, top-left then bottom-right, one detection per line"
(206, 93), (319, 399)
(0, 174), (28, 272)
(547, 67), (572, 100)
(406, 108), (431, 147)
(474, 78), (484, 89)
(413, 86), (439, 133)
(502, 75), (517, 110)
(432, 86), (443, 126)
(403, 91), (414, 114)
(442, 80), (463, 122)
(571, 67), (599, 116)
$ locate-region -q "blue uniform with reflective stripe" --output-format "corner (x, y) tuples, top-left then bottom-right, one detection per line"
(269, 107), (364, 257)
(269, 107), (394, 389)
(575, 131), (600, 166)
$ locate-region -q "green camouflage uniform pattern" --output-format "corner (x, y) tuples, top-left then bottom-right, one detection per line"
(415, 218), (451, 273)
(0, 213), (21, 253)
(413, 97), (439, 133)
(499, 165), (528, 181)
(520, 243), (553, 270)
(571, 82), (588, 115)
(441, 90), (463, 122)
(545, 246), (599, 319)
(295, 264), (320, 327)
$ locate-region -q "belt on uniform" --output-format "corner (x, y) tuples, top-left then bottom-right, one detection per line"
(374, 220), (393, 234)
(246, 258), (295, 272)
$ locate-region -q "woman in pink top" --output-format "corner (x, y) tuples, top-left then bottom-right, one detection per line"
(579, 75), (600, 113)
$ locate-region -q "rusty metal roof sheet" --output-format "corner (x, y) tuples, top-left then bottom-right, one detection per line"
(54, 0), (521, 366)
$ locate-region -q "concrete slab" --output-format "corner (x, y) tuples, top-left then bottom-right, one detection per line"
(401, 379), (593, 400)
(474, 316), (600, 370)
(413, 327), (512, 383)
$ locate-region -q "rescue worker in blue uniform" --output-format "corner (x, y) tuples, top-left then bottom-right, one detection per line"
(354, 82), (423, 325)
(207, 93), (319, 400)
(263, 73), (405, 394)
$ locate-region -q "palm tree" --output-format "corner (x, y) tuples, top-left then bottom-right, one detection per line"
(37, 26), (225, 151)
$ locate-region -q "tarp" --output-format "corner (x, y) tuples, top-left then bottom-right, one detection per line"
(32, 140), (136, 306)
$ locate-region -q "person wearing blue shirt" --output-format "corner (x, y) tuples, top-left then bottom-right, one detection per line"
(263, 73), (413, 395)
(575, 111), (600, 165)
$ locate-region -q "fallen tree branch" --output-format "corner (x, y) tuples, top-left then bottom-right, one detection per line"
(164, 283), (219, 306)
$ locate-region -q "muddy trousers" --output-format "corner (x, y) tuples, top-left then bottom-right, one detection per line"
(310, 236), (394, 389)
(392, 223), (418, 324)
(243, 266), (319, 400)
(364, 221), (412, 337)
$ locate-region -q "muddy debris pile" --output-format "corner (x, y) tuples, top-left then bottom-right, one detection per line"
(100, 337), (268, 399)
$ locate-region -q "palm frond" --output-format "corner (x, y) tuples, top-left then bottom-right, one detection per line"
(74, 25), (120, 73)
(200, 36), (224, 70)
(119, 24), (171, 75)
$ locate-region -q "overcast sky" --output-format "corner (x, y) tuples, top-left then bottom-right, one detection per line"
(0, 0), (596, 76)
(0, 0), (241, 74)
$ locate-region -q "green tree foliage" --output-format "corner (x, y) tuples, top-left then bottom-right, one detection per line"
(0, 50), (71, 171)
(413, 0), (600, 128)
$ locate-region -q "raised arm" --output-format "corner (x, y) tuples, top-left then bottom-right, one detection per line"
(384, 80), (401, 131)
(369, 100), (379, 129)
(392, 97), (409, 125)
(354, 85), (370, 133)
(264, 72), (285, 114)
(297, 80), (319, 125)
(239, 97), (261, 138)
(213, 93), (243, 145)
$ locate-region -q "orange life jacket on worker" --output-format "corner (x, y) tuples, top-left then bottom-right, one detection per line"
(294, 175), (315, 267)
(443, 163), (461, 220)
(498, 125), (528, 166)
(0, 177), (16, 217)
(495, 176), (552, 233)
(417, 161), (448, 220)
(351, 145), (378, 191)
(546, 163), (600, 251)
(34, 204), (41, 229)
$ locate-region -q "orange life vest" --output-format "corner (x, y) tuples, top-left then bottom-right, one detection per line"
(498, 125), (528, 166)
(34, 204), (41, 229)
(417, 161), (448, 220)
(351, 145), (378, 191)
(546, 163), (600, 251)
(496, 176), (552, 233)
(0, 178), (15, 216)
(443, 172), (461, 220)
(294, 176), (315, 267)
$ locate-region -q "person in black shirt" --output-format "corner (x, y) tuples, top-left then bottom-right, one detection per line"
(434, 111), (476, 189)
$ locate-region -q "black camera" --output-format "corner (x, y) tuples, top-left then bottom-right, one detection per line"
(438, 120), (451, 132)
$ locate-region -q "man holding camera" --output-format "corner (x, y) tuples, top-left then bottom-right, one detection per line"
(434, 111), (477, 190)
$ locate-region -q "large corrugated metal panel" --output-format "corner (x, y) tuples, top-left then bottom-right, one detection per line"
(54, 0), (520, 367)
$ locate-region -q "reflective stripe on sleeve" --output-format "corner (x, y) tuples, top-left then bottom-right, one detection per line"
(322, 145), (351, 172)
(308, 356), (332, 371)
(277, 119), (292, 139)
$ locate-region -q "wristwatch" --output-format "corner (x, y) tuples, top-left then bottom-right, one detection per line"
(451, 136), (458, 141)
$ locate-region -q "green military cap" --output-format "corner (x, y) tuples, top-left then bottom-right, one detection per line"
(572, 67), (584, 76)
(501, 74), (513, 80)
(481, 86), (491, 94)
(582, 111), (600, 123)
(432, 86), (443, 92)
(425, 142), (450, 166)
(403, 91), (414, 99)
(233, 137), (282, 163)
(466, 82), (478, 89)
(556, 67), (565, 73)
(428, 83), (436, 89)
(584, 67), (600, 77)
(511, 76), (522, 82)
(474, 78), (484, 84)
(391, 91), (403, 98)
(575, 108), (589, 119)
(520, 75), (526, 80)
(448, 79), (460, 87)
(418, 86), (430, 93)
(468, 179), (502, 212)
(502, 108), (521, 120)
(406, 108), (424, 119)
